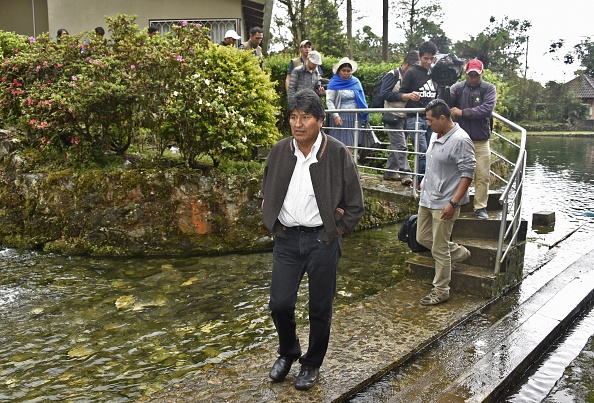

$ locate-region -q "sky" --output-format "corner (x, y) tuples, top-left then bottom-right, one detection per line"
(349, 0), (593, 84)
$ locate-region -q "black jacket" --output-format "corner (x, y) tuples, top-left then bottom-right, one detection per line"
(397, 65), (437, 110)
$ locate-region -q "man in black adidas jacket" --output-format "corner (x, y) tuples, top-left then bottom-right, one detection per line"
(396, 41), (438, 183)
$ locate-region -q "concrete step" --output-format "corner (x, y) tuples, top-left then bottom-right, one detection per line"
(461, 190), (506, 213)
(405, 254), (497, 299)
(453, 212), (528, 242)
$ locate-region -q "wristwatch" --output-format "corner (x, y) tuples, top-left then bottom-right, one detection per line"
(449, 200), (459, 208)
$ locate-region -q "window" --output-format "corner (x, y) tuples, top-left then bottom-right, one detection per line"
(149, 19), (242, 45)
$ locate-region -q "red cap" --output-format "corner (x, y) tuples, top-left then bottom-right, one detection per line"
(466, 59), (484, 74)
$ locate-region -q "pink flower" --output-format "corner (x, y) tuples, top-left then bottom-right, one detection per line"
(29, 37), (35, 43)
(182, 20), (188, 27)
(177, 55), (183, 61)
(27, 98), (33, 105)
(30, 119), (37, 125)
(72, 76), (78, 81)
(130, 64), (135, 70)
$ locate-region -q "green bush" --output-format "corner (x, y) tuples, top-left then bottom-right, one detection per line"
(0, 30), (26, 59)
(0, 15), (281, 168)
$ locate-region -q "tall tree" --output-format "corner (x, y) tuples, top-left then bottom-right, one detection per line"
(352, 26), (383, 63)
(392, 0), (443, 52)
(269, 0), (308, 51)
(549, 37), (594, 77)
(270, 0), (345, 56)
(305, 0), (347, 57)
(382, 0), (389, 61)
(347, 0), (353, 58)
(452, 16), (531, 78)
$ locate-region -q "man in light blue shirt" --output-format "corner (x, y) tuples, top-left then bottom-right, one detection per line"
(416, 99), (475, 306)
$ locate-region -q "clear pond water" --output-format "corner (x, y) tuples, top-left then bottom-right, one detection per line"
(0, 224), (410, 401)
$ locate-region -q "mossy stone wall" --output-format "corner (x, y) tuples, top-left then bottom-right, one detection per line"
(0, 138), (414, 256)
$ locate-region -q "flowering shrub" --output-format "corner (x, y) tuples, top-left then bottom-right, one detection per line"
(0, 15), (280, 167)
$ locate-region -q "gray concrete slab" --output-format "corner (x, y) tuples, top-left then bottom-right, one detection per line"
(428, 249), (594, 402)
(140, 280), (490, 402)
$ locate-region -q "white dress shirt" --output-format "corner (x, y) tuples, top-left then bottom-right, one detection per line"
(278, 133), (324, 227)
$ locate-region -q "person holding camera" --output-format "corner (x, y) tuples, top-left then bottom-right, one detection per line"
(287, 51), (325, 100)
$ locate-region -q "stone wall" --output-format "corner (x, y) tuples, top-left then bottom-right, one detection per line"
(0, 137), (414, 256)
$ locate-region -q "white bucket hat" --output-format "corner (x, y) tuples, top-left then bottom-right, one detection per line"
(308, 51), (322, 65)
(332, 57), (358, 74)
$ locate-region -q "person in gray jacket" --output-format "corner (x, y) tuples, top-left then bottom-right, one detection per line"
(416, 99), (475, 306)
(261, 88), (364, 390)
(287, 51), (325, 99)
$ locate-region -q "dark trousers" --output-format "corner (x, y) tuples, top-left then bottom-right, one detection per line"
(269, 227), (342, 368)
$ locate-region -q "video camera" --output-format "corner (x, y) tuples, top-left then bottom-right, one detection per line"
(431, 53), (465, 88)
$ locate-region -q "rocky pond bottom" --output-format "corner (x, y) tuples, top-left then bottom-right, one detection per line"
(0, 225), (410, 402)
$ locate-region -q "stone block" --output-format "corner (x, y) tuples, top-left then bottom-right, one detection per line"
(533, 211), (556, 226)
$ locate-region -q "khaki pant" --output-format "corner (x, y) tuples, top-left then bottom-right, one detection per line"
(416, 205), (467, 293)
(473, 140), (490, 210)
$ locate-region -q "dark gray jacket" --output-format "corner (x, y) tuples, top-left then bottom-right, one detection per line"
(449, 80), (497, 141)
(261, 133), (364, 242)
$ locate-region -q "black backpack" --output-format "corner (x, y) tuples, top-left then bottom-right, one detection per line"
(371, 69), (398, 108)
(398, 214), (430, 253)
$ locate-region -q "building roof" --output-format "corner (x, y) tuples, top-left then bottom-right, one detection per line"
(566, 75), (594, 99)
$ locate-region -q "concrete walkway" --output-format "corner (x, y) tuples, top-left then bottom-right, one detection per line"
(141, 235), (594, 402)
(140, 279), (489, 402)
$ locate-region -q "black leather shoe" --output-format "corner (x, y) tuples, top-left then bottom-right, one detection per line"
(269, 356), (295, 381)
(295, 365), (319, 390)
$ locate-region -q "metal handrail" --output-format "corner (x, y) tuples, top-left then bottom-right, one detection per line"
(491, 112), (527, 274)
(323, 107), (527, 276)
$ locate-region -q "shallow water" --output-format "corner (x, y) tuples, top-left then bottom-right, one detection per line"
(0, 225), (410, 402)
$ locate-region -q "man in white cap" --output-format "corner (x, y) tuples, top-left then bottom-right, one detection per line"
(287, 51), (325, 99)
(449, 58), (497, 220)
(285, 40), (323, 92)
(219, 29), (241, 46)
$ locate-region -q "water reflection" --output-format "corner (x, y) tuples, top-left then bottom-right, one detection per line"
(521, 136), (594, 274)
(0, 227), (410, 402)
